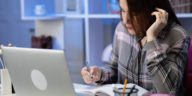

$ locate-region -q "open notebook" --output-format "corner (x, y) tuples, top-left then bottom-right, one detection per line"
(74, 83), (148, 96)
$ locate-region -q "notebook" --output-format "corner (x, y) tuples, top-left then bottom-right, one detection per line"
(75, 83), (148, 96)
(1, 46), (87, 96)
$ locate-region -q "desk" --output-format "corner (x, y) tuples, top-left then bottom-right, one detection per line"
(0, 83), (148, 96)
(75, 83), (148, 96)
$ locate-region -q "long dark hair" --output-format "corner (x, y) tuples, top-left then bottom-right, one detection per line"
(120, 0), (181, 37)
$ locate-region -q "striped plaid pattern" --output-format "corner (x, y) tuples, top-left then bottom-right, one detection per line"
(99, 22), (190, 95)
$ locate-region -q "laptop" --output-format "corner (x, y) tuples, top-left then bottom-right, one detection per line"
(1, 46), (86, 96)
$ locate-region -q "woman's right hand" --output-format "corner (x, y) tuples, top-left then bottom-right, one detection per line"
(146, 8), (168, 42)
(81, 66), (102, 84)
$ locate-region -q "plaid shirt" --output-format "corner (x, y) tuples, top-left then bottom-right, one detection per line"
(99, 22), (190, 95)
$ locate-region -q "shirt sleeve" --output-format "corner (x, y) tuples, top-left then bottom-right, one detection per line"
(143, 28), (190, 93)
(96, 23), (121, 84)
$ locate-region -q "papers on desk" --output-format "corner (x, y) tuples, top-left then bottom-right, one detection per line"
(74, 83), (148, 96)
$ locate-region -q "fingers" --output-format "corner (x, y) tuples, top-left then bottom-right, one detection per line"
(151, 11), (161, 20)
(151, 8), (168, 25)
(156, 8), (168, 15)
(81, 67), (94, 84)
(81, 66), (101, 84)
(156, 8), (168, 21)
(91, 66), (101, 81)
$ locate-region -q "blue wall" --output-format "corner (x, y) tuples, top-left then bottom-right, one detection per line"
(0, 0), (34, 47)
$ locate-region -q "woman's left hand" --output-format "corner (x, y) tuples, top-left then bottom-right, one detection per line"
(146, 8), (168, 42)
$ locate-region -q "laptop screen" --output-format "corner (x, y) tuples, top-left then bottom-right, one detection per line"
(2, 46), (75, 96)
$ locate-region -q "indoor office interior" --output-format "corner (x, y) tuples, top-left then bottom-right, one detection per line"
(0, 0), (192, 91)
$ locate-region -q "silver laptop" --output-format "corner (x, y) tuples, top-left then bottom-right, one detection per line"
(1, 46), (83, 96)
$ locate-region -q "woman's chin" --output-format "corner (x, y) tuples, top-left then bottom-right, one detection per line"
(127, 28), (136, 35)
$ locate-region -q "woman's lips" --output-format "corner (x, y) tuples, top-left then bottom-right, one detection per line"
(125, 24), (133, 29)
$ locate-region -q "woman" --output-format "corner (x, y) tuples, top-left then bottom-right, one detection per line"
(81, 0), (190, 95)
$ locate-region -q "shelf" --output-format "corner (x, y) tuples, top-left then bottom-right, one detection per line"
(64, 13), (192, 19)
(21, 0), (192, 20)
(88, 14), (120, 19)
(64, 14), (120, 19)
(21, 0), (66, 20)
(21, 14), (64, 20)
(176, 13), (192, 18)
(87, 13), (192, 19)
(64, 14), (86, 19)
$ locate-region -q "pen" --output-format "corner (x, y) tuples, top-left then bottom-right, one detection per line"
(86, 66), (94, 79)
(122, 79), (128, 96)
(128, 85), (135, 96)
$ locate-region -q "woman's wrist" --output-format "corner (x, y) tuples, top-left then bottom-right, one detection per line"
(97, 68), (103, 82)
(146, 35), (156, 42)
(95, 68), (104, 84)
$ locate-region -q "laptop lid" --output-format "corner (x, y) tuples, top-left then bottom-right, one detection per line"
(1, 46), (75, 96)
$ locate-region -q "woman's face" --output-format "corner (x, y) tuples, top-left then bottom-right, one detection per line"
(119, 0), (135, 35)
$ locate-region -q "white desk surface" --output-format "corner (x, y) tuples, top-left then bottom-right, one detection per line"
(0, 83), (148, 96)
